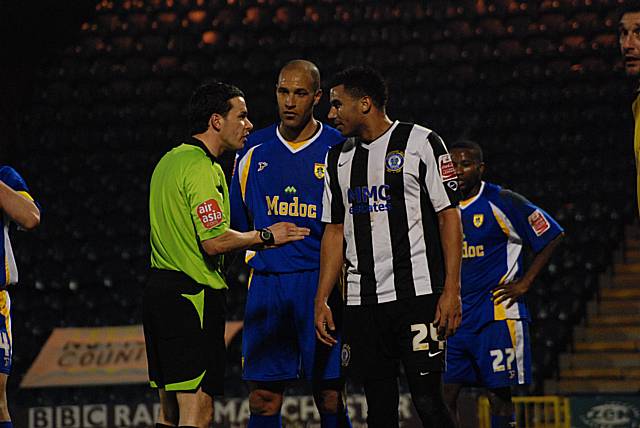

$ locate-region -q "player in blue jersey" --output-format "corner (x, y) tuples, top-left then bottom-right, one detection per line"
(0, 166), (40, 428)
(230, 60), (351, 428)
(443, 140), (563, 428)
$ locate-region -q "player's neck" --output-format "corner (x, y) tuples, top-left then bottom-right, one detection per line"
(360, 115), (393, 143)
(462, 182), (482, 201)
(279, 118), (319, 143)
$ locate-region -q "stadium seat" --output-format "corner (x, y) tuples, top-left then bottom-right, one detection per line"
(476, 17), (507, 38)
(95, 13), (125, 35)
(137, 34), (168, 58)
(495, 38), (526, 59)
(212, 6), (241, 31)
(242, 5), (271, 30)
(167, 33), (198, 55)
(443, 19), (475, 40)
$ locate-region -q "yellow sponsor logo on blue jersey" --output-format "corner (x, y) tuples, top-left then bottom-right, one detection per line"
(266, 196), (317, 218)
(462, 241), (484, 259)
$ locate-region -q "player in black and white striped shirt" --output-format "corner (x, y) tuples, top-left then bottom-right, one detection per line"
(314, 66), (462, 428)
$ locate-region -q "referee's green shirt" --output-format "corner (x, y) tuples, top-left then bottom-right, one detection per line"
(149, 138), (230, 289)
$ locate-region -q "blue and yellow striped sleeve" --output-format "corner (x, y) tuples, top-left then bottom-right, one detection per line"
(229, 147), (257, 233)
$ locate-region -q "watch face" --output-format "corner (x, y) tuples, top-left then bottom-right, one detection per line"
(260, 229), (273, 242)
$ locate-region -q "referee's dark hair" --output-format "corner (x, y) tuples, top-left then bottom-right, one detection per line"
(189, 80), (245, 135)
(450, 139), (484, 163)
(330, 66), (388, 110)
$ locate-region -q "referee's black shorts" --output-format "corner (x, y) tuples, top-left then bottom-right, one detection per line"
(143, 269), (226, 396)
(341, 294), (445, 381)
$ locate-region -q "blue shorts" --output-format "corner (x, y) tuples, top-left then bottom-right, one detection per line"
(242, 270), (342, 382)
(444, 319), (531, 389)
(0, 291), (12, 375)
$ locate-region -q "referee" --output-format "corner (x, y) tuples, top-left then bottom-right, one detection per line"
(314, 67), (462, 428)
(145, 81), (310, 428)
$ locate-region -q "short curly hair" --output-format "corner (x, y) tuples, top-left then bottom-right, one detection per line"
(450, 139), (484, 163)
(330, 66), (388, 109)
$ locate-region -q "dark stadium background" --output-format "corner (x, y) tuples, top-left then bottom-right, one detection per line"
(1, 0), (638, 427)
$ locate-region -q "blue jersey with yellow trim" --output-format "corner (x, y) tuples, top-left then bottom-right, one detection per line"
(460, 181), (563, 332)
(0, 166), (35, 287)
(230, 123), (344, 272)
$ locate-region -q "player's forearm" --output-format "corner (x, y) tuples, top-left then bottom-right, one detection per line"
(315, 223), (344, 304)
(438, 207), (463, 291)
(201, 229), (261, 256)
(0, 181), (40, 230)
(521, 233), (564, 287)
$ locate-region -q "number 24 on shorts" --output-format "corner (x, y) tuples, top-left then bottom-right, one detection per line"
(410, 323), (445, 352)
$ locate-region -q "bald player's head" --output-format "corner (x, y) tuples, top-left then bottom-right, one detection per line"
(279, 60), (321, 92)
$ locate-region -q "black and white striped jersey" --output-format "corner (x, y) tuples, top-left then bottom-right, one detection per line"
(322, 121), (460, 306)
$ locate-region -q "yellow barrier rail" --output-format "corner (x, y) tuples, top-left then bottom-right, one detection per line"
(478, 395), (571, 428)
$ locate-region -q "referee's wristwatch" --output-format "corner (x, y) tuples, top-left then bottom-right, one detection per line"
(259, 227), (275, 245)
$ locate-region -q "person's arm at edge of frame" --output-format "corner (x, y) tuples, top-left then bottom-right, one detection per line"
(0, 180), (40, 230)
(201, 221), (310, 256)
(435, 206), (463, 339)
(493, 232), (564, 308)
(314, 222), (344, 347)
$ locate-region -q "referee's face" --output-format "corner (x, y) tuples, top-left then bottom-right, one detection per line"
(218, 96), (253, 151)
(328, 85), (361, 138)
(620, 12), (640, 77)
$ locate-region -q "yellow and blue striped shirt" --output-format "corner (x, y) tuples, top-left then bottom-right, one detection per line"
(459, 182), (563, 331)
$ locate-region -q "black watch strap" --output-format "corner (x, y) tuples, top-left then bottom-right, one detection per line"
(259, 227), (275, 245)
